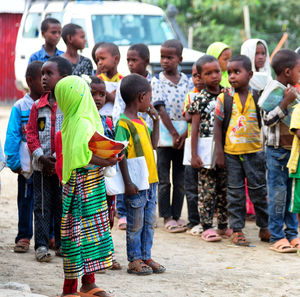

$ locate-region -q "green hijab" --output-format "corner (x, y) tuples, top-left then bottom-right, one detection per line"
(55, 75), (104, 184)
(206, 42), (231, 88)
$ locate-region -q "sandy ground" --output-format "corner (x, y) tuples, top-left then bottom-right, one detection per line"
(1, 104), (300, 297)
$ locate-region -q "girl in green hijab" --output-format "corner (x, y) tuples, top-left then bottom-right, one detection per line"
(206, 42), (232, 88)
(55, 75), (118, 297)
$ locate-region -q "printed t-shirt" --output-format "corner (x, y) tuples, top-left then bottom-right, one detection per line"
(115, 114), (158, 184)
(183, 88), (199, 137)
(215, 91), (262, 155)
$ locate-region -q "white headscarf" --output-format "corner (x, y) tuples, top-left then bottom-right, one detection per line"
(241, 39), (272, 91)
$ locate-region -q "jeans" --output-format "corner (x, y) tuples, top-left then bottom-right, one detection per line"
(15, 174), (34, 243)
(225, 151), (268, 231)
(184, 165), (199, 226)
(116, 194), (127, 218)
(124, 183), (157, 262)
(266, 147), (298, 243)
(157, 147), (185, 220)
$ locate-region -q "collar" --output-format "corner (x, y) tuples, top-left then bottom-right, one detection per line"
(158, 71), (188, 86)
(99, 72), (123, 82)
(40, 45), (64, 60)
(36, 92), (56, 109)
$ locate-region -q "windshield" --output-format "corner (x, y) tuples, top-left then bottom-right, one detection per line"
(92, 14), (175, 45)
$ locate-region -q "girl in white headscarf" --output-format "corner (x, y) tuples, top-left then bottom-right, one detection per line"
(241, 39), (272, 91)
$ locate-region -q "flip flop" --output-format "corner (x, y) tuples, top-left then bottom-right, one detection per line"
(201, 228), (222, 242)
(117, 217), (127, 230)
(186, 224), (203, 236)
(269, 238), (297, 253)
(164, 219), (186, 233)
(290, 238), (300, 249)
(78, 287), (112, 297)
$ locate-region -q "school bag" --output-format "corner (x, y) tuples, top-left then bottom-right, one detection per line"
(222, 89), (261, 145)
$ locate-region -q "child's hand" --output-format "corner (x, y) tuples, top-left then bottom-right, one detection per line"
(220, 87), (230, 93)
(172, 132), (180, 149)
(175, 130), (187, 150)
(125, 182), (139, 196)
(191, 155), (203, 168)
(12, 166), (23, 174)
(147, 105), (159, 121)
(281, 87), (298, 110)
(40, 156), (56, 176)
(215, 151), (225, 168)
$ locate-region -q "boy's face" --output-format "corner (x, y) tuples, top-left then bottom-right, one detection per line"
(41, 61), (62, 92)
(192, 65), (205, 91)
(127, 50), (148, 75)
(91, 83), (106, 110)
(95, 47), (118, 74)
(70, 29), (86, 50)
(200, 61), (222, 89)
(160, 47), (182, 73)
(228, 61), (252, 89)
(42, 23), (62, 47)
(138, 89), (152, 112)
(288, 59), (300, 86)
(255, 43), (267, 70)
(218, 48), (231, 72)
(27, 73), (44, 99)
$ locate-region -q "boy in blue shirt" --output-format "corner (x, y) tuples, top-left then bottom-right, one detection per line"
(5, 61), (44, 253)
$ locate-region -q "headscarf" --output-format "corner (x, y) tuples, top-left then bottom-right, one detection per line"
(206, 42), (231, 88)
(55, 75), (104, 184)
(241, 39), (272, 91)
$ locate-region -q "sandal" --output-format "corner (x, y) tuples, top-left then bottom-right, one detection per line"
(217, 228), (233, 239)
(14, 238), (30, 253)
(127, 259), (153, 276)
(118, 217), (127, 230)
(290, 238), (300, 249)
(176, 219), (187, 229)
(111, 260), (122, 270)
(270, 238), (297, 253)
(259, 228), (271, 242)
(78, 287), (112, 297)
(143, 259), (166, 274)
(35, 246), (53, 262)
(186, 224), (203, 236)
(164, 219), (186, 233)
(231, 232), (249, 246)
(201, 228), (222, 242)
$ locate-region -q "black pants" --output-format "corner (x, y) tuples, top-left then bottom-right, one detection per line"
(33, 171), (62, 250)
(157, 147), (185, 220)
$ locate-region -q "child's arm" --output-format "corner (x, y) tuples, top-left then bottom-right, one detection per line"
(191, 114), (202, 168)
(105, 90), (116, 104)
(214, 115), (225, 168)
(90, 154), (119, 167)
(147, 105), (159, 149)
(119, 155), (139, 195)
(263, 86), (298, 127)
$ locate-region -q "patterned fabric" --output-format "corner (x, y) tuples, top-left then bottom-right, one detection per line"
(28, 45), (64, 64)
(287, 103), (300, 174)
(71, 55), (93, 76)
(100, 115), (115, 140)
(189, 88), (219, 137)
(152, 72), (191, 121)
(198, 167), (228, 229)
(215, 90), (262, 154)
(61, 167), (114, 279)
(115, 114), (158, 184)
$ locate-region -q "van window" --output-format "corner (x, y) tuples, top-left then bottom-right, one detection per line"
(23, 13), (42, 38)
(92, 14), (175, 45)
(71, 18), (88, 47)
(45, 12), (64, 23)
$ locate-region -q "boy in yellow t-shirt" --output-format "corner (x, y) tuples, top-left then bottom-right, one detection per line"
(214, 55), (269, 246)
(115, 74), (165, 275)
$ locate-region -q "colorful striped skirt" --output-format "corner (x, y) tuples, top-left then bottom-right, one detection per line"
(61, 167), (114, 279)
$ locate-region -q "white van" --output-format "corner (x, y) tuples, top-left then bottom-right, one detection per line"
(15, 0), (203, 90)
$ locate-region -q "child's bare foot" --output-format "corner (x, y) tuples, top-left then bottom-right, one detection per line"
(80, 283), (112, 297)
(111, 260), (122, 270)
(217, 228), (233, 239)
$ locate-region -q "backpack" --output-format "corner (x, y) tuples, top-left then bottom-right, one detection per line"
(222, 90), (261, 146)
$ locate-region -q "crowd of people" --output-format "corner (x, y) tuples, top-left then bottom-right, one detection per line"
(1, 16), (300, 297)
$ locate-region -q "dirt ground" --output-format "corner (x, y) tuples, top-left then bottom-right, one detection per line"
(1, 105), (300, 297)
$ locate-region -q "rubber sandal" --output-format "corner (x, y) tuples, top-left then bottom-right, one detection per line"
(201, 228), (222, 242)
(290, 238), (300, 249)
(186, 224), (203, 236)
(217, 228), (233, 239)
(118, 217), (127, 230)
(164, 219), (186, 233)
(259, 228), (271, 242)
(14, 238), (30, 253)
(127, 259), (153, 276)
(270, 238), (297, 253)
(57, 294), (79, 297)
(143, 259), (166, 274)
(35, 246), (53, 262)
(176, 219), (187, 229)
(231, 232), (249, 246)
(78, 288), (112, 297)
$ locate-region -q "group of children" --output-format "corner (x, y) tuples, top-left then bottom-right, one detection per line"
(2, 15), (300, 297)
